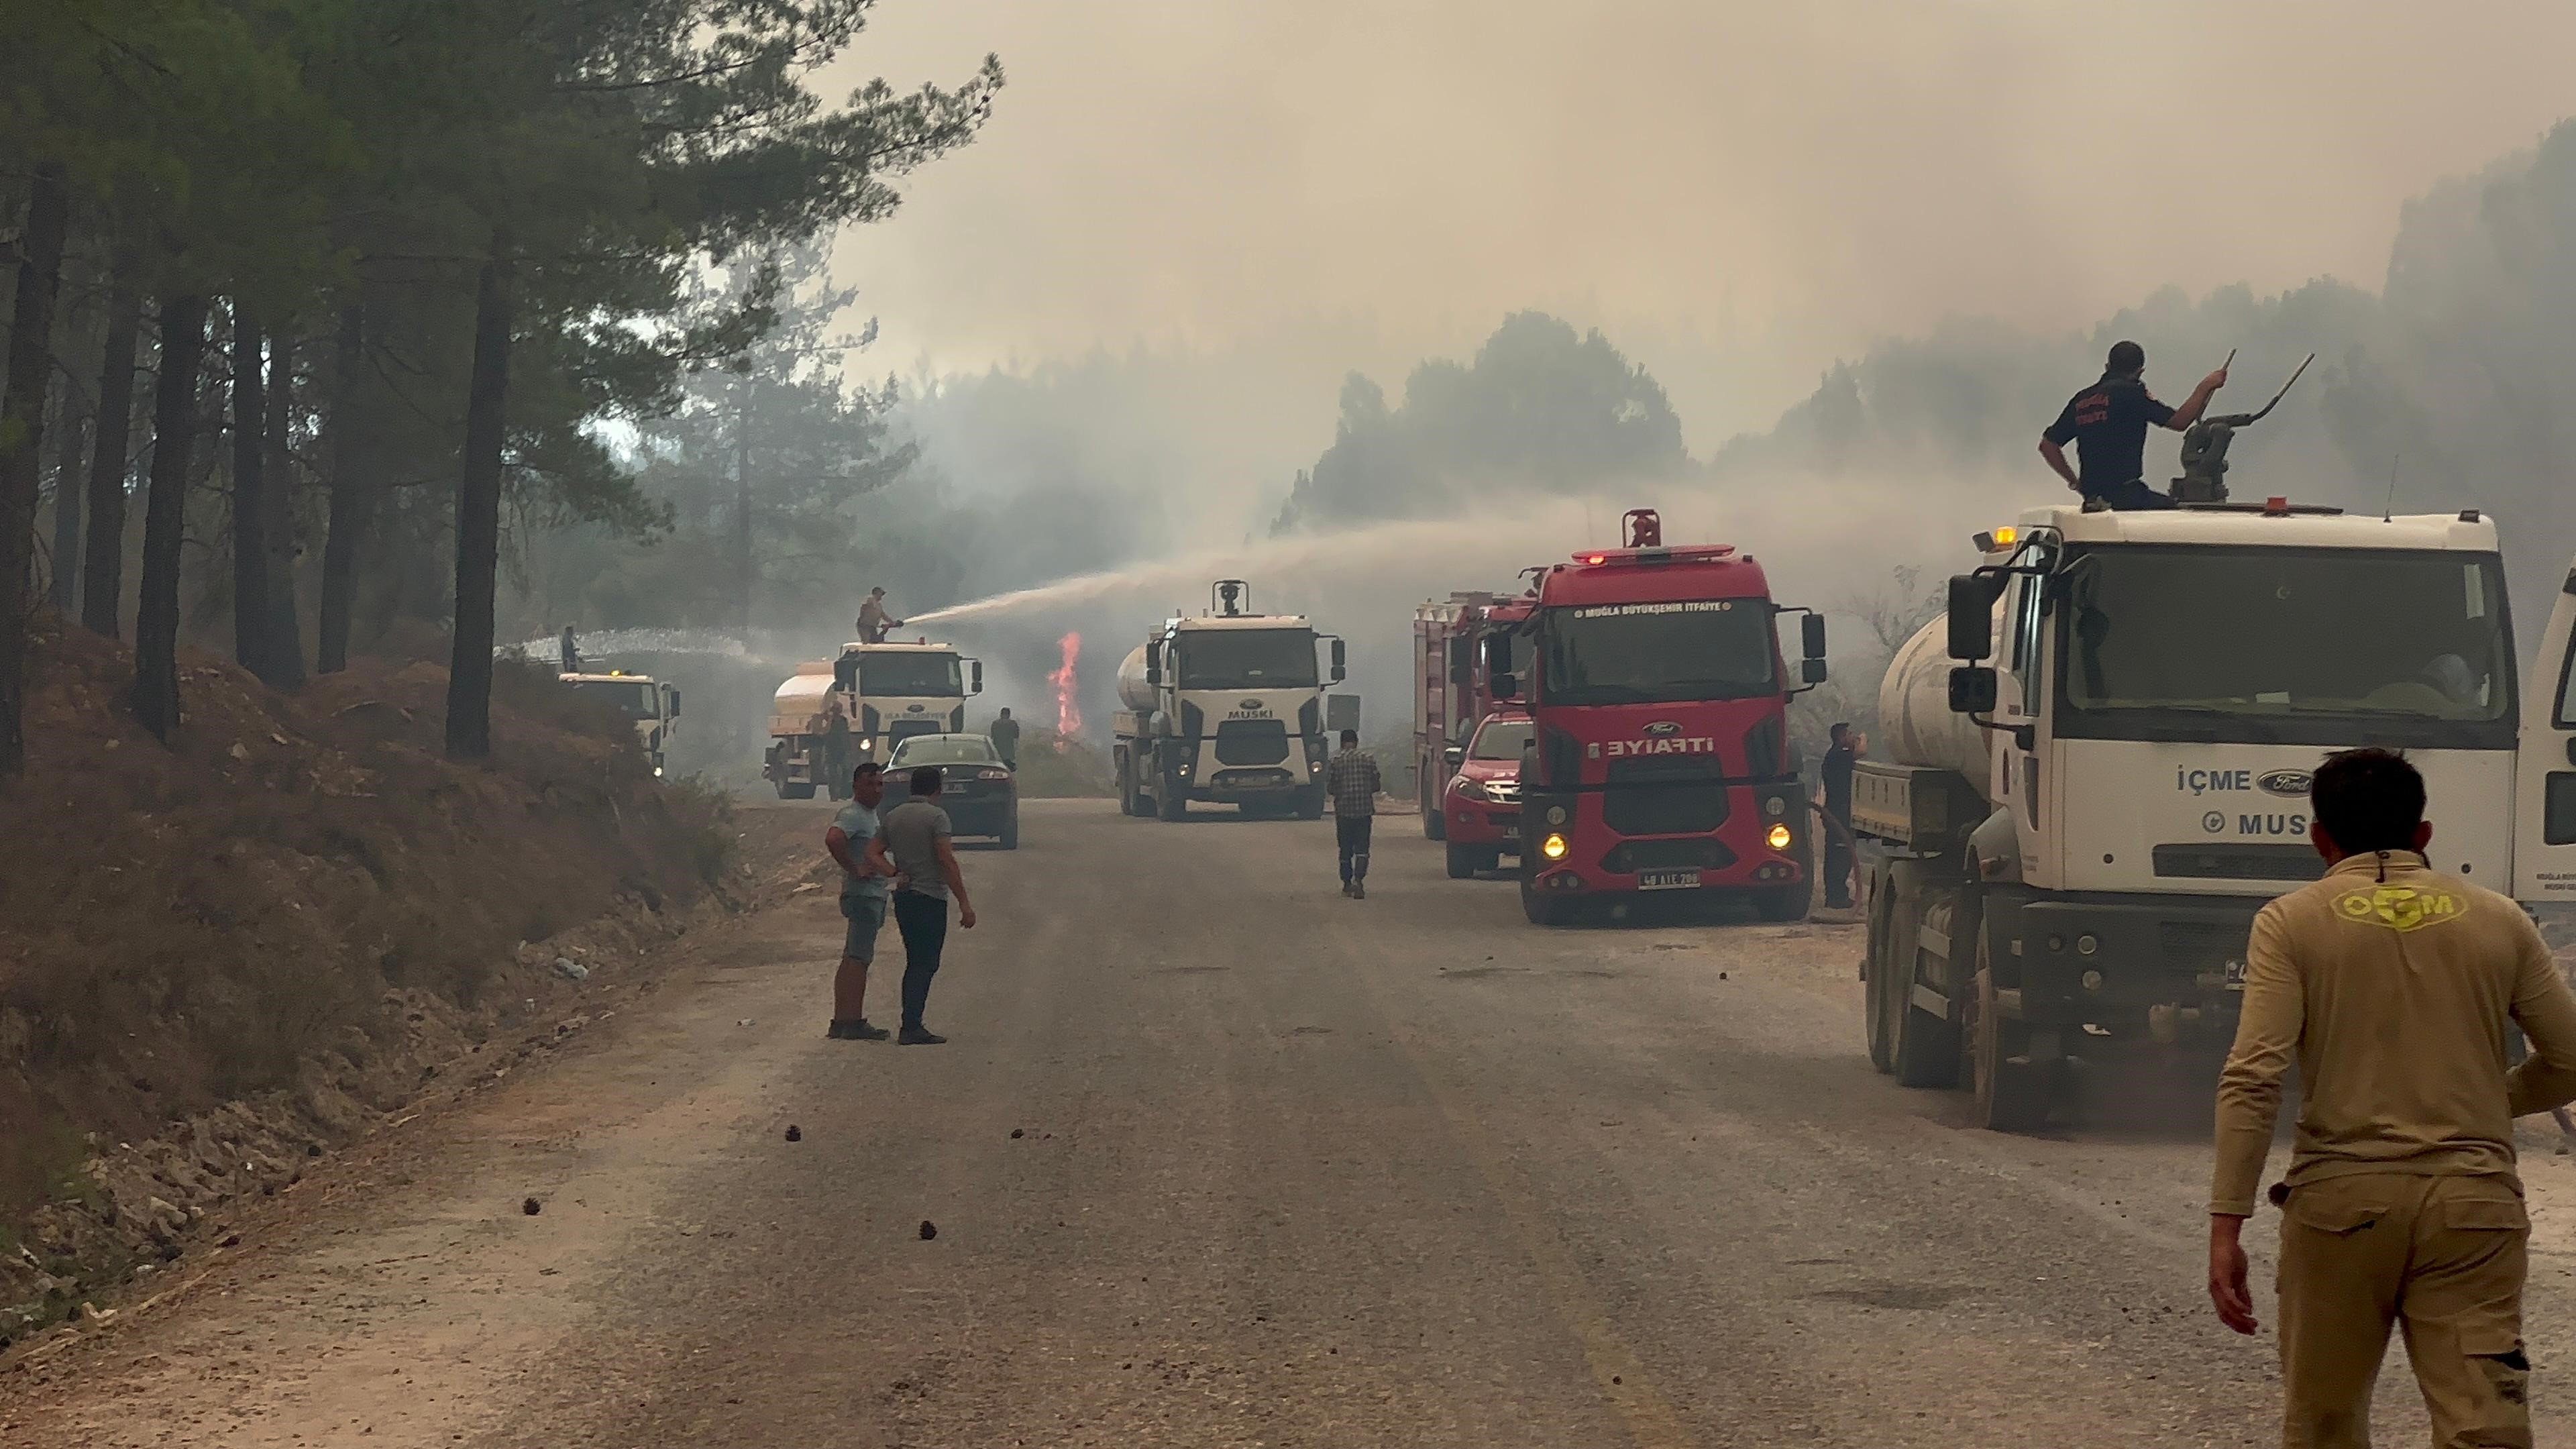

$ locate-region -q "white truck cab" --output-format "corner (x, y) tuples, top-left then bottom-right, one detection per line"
(1112, 580), (1346, 820)
(765, 640), (981, 800)
(1856, 498), (2576, 1130)
(560, 670), (681, 775)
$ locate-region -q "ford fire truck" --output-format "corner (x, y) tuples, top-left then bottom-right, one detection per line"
(1413, 590), (1534, 841)
(1483, 509), (1829, 925)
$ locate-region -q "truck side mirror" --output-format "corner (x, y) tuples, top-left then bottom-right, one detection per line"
(1330, 637), (1346, 684)
(1801, 612), (1827, 661)
(970, 660), (983, 695)
(1801, 658), (1828, 685)
(1444, 745), (1464, 768)
(1491, 672), (1520, 700)
(1947, 574), (1999, 660)
(666, 686), (681, 716)
(1949, 665), (1998, 714)
(1145, 639), (1162, 686)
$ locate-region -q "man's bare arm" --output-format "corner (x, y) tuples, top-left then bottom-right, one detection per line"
(826, 826), (862, 881)
(2162, 368), (2231, 430)
(2038, 437), (2082, 491)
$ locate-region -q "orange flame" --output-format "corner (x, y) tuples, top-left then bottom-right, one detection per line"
(1049, 631), (1083, 738)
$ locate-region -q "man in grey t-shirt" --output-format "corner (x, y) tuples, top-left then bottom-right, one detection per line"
(822, 763), (898, 1040)
(866, 765), (978, 1044)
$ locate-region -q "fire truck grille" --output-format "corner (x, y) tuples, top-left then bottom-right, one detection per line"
(1601, 758), (1728, 836)
(1214, 719), (1290, 765)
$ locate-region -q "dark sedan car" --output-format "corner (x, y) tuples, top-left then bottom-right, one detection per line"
(882, 733), (1020, 849)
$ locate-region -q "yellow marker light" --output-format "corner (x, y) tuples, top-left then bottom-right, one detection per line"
(1582, 553), (1607, 566)
(1992, 525), (2017, 548)
(1540, 833), (1569, 860)
(1766, 822), (1792, 851)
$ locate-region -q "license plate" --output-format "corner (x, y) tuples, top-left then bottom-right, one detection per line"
(2223, 959), (2248, 991)
(1638, 869), (1701, 892)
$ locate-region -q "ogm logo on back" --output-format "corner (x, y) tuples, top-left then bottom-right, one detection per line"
(2334, 883), (2469, 933)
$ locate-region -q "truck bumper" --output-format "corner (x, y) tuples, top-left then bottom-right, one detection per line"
(1988, 890), (2258, 1041)
(1519, 781), (1807, 896)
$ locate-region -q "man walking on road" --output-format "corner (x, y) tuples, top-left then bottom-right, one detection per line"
(866, 765), (977, 1044)
(1819, 722), (1862, 911)
(2208, 748), (2576, 1448)
(820, 763), (896, 1041)
(988, 707), (1020, 769)
(1324, 729), (1382, 900)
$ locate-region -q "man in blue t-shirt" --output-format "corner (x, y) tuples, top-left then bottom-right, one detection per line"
(2039, 341), (2228, 511)
(822, 762), (898, 1040)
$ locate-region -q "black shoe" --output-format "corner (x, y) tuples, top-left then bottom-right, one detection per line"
(1352, 881), (1366, 900)
(898, 1026), (947, 1045)
(1340, 880), (1354, 897)
(831, 1018), (890, 1041)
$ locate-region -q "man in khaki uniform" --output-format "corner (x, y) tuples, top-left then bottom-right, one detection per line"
(2210, 748), (2576, 1448)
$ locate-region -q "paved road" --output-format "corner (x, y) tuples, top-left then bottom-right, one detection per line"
(13, 799), (2576, 1446)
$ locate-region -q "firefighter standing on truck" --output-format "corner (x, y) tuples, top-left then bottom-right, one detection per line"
(2039, 340), (2228, 511)
(2207, 748), (2576, 1448)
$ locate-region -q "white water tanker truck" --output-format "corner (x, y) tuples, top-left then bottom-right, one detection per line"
(1112, 580), (1345, 820)
(1855, 498), (2576, 1132)
(764, 639), (981, 800)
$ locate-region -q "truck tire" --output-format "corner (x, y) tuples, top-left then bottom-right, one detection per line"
(1969, 945), (2051, 1132)
(1863, 879), (1897, 1073)
(1753, 877), (1811, 922)
(1296, 785), (1326, 821)
(1446, 843), (1479, 879)
(1424, 786), (1446, 841)
(1519, 875), (1572, 926)
(1159, 773), (1187, 822)
(1892, 888), (1961, 1087)
(1115, 753), (1134, 815)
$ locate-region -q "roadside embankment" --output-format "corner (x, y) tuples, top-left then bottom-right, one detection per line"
(0, 620), (744, 1345)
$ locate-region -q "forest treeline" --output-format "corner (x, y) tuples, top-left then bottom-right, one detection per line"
(0, 0), (1000, 773)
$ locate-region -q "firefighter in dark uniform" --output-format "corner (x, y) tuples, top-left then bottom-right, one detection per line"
(2039, 340), (2227, 510)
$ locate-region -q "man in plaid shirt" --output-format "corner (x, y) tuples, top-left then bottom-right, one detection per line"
(1324, 729), (1383, 899)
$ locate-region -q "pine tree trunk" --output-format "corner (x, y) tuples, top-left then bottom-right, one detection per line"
(260, 327), (305, 688)
(81, 262), (143, 639)
(316, 304), (366, 674)
(0, 160), (70, 777)
(132, 295), (209, 741)
(446, 232), (513, 760)
(48, 397), (87, 614)
(228, 305), (272, 680)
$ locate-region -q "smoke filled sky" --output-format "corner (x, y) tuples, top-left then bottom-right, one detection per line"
(830, 1), (2576, 439)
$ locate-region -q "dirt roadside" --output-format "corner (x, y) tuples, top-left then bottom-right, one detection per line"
(0, 802), (826, 1419)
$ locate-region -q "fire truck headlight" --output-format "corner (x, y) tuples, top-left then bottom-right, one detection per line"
(1540, 833), (1569, 861)
(1545, 805), (1568, 826)
(1766, 823), (1792, 852)
(1763, 795), (1786, 818)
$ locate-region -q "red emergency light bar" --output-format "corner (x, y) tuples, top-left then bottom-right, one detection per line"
(1572, 543), (1738, 566)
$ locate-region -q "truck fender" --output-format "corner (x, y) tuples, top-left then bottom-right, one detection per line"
(1969, 806), (2021, 885)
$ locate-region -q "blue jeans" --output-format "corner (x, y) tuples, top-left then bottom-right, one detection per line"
(892, 890), (949, 1029)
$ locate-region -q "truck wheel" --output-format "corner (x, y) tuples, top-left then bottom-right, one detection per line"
(1520, 875), (1571, 926)
(1863, 883), (1897, 1073)
(1296, 786), (1326, 821)
(1446, 843), (1479, 879)
(1159, 774), (1187, 822)
(1753, 878), (1811, 922)
(1969, 955), (2051, 1132)
(1424, 790), (1446, 841)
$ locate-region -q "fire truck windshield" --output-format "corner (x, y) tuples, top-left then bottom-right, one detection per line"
(1537, 600), (1778, 706)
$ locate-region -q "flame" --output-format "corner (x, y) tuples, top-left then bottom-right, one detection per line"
(1049, 631), (1083, 739)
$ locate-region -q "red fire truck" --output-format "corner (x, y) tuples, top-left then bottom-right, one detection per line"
(1412, 590), (1534, 841)
(1483, 509), (1828, 925)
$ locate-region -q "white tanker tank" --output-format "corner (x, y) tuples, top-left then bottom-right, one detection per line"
(1876, 609), (1999, 802)
(1116, 644), (1157, 714)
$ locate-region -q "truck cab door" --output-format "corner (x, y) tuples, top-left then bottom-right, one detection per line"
(2516, 557), (2576, 904)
